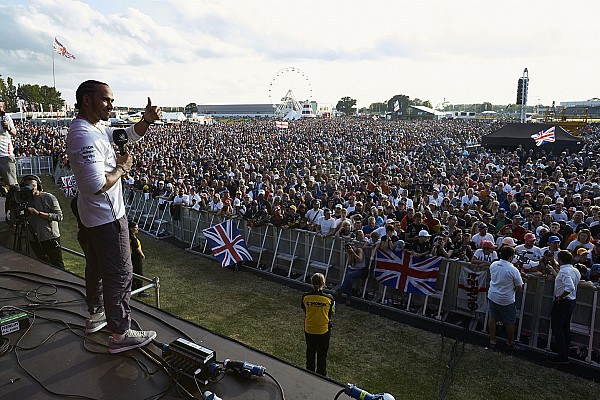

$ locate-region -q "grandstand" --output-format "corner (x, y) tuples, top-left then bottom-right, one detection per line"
(197, 103), (275, 118)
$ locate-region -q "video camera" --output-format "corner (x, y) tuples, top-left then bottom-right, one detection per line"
(6, 183), (34, 223)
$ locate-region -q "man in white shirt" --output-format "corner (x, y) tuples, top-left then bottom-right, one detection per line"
(0, 101), (17, 189)
(515, 232), (544, 271)
(66, 80), (161, 353)
(487, 245), (524, 351)
(548, 250), (581, 364)
(317, 208), (336, 236)
(461, 187), (479, 209)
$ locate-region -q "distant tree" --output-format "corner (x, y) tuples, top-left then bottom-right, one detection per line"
(388, 94), (410, 117)
(480, 102), (493, 112)
(17, 83), (63, 112)
(422, 100), (432, 108)
(185, 102), (198, 115)
(368, 102), (387, 113)
(336, 96), (357, 115)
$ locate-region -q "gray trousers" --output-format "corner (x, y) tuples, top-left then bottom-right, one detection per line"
(84, 216), (132, 334)
(0, 156), (17, 186)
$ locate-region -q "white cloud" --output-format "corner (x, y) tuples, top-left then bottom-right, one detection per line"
(1, 0), (599, 108)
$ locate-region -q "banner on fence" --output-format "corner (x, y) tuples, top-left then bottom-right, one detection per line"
(203, 219), (253, 267)
(457, 266), (488, 312)
(374, 250), (441, 295)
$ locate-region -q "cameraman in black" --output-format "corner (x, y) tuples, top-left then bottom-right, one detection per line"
(22, 175), (64, 269)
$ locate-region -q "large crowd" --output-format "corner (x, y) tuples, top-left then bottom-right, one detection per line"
(10, 117), (600, 279)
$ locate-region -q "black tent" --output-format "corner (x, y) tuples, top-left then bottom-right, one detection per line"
(482, 123), (584, 153)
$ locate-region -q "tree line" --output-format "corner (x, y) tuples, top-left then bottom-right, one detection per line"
(0, 74), (64, 112)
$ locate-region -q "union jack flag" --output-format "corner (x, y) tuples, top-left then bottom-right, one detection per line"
(374, 250), (441, 295)
(530, 126), (555, 147)
(61, 175), (78, 197)
(53, 37), (76, 59)
(203, 220), (253, 267)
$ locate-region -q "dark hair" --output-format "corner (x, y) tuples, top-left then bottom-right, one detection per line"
(557, 249), (573, 264)
(75, 80), (108, 109)
(499, 245), (515, 260)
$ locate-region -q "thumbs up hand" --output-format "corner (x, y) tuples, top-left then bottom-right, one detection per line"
(143, 97), (162, 123)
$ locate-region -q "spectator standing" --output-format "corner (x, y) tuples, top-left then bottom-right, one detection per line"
(128, 221), (148, 297)
(301, 273), (335, 377)
(548, 250), (581, 364)
(487, 245), (524, 351)
(0, 101), (17, 191)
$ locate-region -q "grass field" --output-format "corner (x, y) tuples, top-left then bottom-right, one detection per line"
(2, 176), (600, 399)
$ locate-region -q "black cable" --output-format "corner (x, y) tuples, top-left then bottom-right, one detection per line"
(333, 388), (345, 400)
(438, 320), (470, 400)
(265, 370), (286, 400)
(0, 337), (11, 356)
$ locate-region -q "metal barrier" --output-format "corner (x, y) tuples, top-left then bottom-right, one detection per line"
(122, 203), (600, 363)
(16, 156), (54, 177)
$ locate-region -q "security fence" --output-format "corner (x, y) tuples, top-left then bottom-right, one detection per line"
(123, 188), (600, 364)
(15, 156), (55, 177)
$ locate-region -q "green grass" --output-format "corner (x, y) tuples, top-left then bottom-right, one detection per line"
(2, 176), (600, 399)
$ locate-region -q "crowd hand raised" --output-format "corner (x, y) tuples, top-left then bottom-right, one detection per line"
(144, 97), (162, 122)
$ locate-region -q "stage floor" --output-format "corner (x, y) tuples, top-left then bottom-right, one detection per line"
(0, 246), (343, 400)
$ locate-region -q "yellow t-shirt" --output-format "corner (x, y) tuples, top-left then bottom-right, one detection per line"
(301, 290), (335, 335)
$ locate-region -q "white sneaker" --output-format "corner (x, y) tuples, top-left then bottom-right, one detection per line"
(85, 312), (107, 334)
(108, 329), (157, 353)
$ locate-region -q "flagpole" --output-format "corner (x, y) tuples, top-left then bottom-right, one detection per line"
(52, 46), (56, 88)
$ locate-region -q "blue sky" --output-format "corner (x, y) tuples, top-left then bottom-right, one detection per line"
(1, 0), (598, 109)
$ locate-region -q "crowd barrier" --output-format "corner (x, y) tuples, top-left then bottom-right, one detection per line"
(16, 156), (54, 177)
(123, 188), (600, 364)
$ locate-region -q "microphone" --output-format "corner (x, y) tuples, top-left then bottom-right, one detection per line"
(223, 359), (265, 378)
(345, 384), (396, 400)
(112, 129), (128, 155)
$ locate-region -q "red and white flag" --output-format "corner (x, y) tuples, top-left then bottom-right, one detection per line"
(275, 121), (289, 129)
(457, 266), (488, 312)
(53, 37), (76, 59)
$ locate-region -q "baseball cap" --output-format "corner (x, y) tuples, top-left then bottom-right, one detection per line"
(418, 230), (431, 237)
(335, 204), (343, 209)
(524, 232), (536, 241)
(501, 237), (517, 247)
(478, 222), (487, 229)
(577, 248), (589, 256)
(481, 240), (496, 249)
(258, 189), (265, 195)
(548, 236), (561, 243)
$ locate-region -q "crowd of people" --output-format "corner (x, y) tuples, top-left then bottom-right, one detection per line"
(8, 117), (600, 280)
(4, 111), (600, 368)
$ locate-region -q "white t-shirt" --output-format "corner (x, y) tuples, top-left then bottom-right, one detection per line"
(515, 244), (544, 263)
(317, 216), (336, 235)
(471, 233), (494, 248)
(488, 259), (524, 305)
(66, 118), (141, 227)
(473, 248), (498, 263)
(0, 114), (16, 157)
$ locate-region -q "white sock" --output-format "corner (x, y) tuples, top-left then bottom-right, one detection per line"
(90, 312), (104, 321)
(112, 333), (126, 342)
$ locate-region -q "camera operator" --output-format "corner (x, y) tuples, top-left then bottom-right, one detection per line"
(339, 241), (365, 305)
(21, 175), (65, 269)
(0, 101), (18, 193)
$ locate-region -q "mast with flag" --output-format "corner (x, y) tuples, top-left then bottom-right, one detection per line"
(52, 37), (76, 88)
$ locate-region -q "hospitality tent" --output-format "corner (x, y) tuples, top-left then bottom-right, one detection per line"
(481, 123), (584, 153)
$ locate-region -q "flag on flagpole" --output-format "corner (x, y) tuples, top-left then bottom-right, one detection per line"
(393, 100), (400, 112)
(61, 175), (78, 197)
(530, 126), (555, 146)
(275, 121), (289, 129)
(202, 219), (253, 267)
(53, 37), (76, 59)
(457, 266), (488, 312)
(17, 98), (25, 114)
(374, 250), (441, 295)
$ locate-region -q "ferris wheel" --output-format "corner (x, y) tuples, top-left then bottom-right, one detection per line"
(268, 67), (312, 117)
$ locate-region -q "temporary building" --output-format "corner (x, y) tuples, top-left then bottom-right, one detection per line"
(481, 123), (584, 153)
